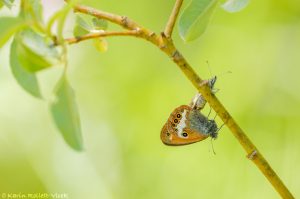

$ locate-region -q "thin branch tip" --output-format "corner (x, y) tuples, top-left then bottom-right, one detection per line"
(65, 31), (139, 44)
(164, 0), (184, 37)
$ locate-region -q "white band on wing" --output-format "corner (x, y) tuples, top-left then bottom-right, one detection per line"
(176, 109), (187, 138)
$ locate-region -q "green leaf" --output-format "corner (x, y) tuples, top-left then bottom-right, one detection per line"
(2, 0), (14, 9)
(0, 17), (27, 48)
(20, 0), (43, 23)
(76, 15), (92, 31)
(92, 18), (108, 30)
(178, 0), (218, 42)
(0, 1), (4, 9)
(73, 16), (91, 37)
(31, 0), (43, 21)
(50, 73), (83, 151)
(55, 0), (79, 42)
(10, 38), (42, 98)
(73, 25), (90, 37)
(221, 0), (249, 13)
(16, 29), (60, 72)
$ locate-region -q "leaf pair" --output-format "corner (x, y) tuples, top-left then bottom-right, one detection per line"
(73, 15), (108, 36)
(16, 29), (60, 72)
(11, 32), (83, 151)
(11, 40), (83, 150)
(178, 0), (249, 42)
(9, 29), (61, 96)
(73, 15), (108, 52)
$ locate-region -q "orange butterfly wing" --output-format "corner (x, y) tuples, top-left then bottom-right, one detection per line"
(161, 105), (209, 146)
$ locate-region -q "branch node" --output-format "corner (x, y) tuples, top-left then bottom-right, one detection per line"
(161, 32), (171, 42)
(161, 32), (166, 38)
(171, 50), (181, 61)
(247, 150), (257, 160)
(200, 79), (209, 87)
(121, 16), (129, 28)
(134, 27), (142, 35)
(149, 31), (156, 37)
(159, 44), (168, 50)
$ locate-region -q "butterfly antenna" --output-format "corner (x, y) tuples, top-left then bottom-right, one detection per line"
(206, 60), (213, 78)
(217, 70), (232, 78)
(218, 70), (232, 76)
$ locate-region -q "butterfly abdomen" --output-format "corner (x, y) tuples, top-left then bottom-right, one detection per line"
(188, 110), (218, 138)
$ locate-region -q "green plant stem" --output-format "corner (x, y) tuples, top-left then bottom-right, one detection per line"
(164, 0), (184, 37)
(65, 30), (139, 44)
(57, 2), (75, 43)
(46, 10), (62, 37)
(73, 5), (140, 31)
(65, 2), (294, 199)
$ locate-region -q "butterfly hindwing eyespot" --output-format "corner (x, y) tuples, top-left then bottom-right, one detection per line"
(182, 132), (188, 137)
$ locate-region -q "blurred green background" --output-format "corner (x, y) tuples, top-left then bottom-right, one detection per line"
(0, 0), (300, 198)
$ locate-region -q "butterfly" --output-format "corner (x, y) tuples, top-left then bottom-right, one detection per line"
(160, 105), (218, 146)
(161, 76), (218, 146)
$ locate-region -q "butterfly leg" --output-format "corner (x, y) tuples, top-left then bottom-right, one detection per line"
(207, 107), (212, 118)
(215, 122), (225, 136)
